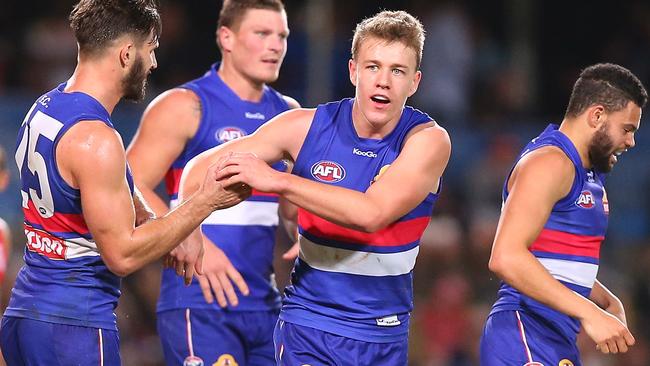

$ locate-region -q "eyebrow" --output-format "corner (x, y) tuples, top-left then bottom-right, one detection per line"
(365, 59), (410, 69)
(624, 123), (638, 132)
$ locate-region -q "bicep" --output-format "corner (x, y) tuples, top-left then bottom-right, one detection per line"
(366, 126), (451, 219)
(67, 127), (136, 249)
(493, 153), (573, 252)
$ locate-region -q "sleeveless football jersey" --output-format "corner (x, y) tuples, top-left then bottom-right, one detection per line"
(490, 124), (608, 341)
(5, 83), (134, 330)
(157, 63), (290, 312)
(280, 98), (439, 343)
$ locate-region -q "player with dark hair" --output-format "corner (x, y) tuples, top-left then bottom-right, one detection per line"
(126, 1), (299, 365)
(176, 10), (451, 365)
(0, 1), (249, 364)
(481, 63), (648, 365)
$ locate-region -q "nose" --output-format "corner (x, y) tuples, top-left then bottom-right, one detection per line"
(150, 52), (158, 70)
(376, 70), (390, 89)
(269, 35), (286, 54)
(627, 133), (635, 149)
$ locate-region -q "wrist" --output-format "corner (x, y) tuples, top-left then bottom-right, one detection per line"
(275, 171), (291, 195)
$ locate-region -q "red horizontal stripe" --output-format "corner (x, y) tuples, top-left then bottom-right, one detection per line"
(23, 200), (89, 235)
(251, 189), (279, 198)
(298, 208), (430, 246)
(530, 228), (602, 259)
(165, 168), (183, 196)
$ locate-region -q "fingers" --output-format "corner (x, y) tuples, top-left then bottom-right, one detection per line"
(228, 266), (249, 296)
(623, 330), (635, 346)
(183, 263), (195, 286)
(207, 274), (227, 308)
(197, 275), (214, 304)
(194, 246), (205, 276)
(218, 272), (239, 307)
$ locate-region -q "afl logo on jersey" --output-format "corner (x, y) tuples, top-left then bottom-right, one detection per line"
(576, 190), (595, 209)
(216, 127), (247, 143)
(523, 363), (544, 366)
(311, 161), (346, 183)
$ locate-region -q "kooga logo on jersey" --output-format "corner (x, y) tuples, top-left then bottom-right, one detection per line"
(352, 148), (377, 158)
(311, 161), (346, 183)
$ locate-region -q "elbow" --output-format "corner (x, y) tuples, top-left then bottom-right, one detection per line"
(353, 210), (388, 233)
(103, 255), (137, 277)
(488, 253), (510, 280)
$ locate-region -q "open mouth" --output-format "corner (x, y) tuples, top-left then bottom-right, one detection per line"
(370, 95), (390, 104)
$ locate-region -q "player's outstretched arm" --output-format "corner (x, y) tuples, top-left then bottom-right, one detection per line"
(488, 147), (634, 354)
(58, 121), (250, 278)
(127, 89), (201, 216)
(217, 123), (451, 232)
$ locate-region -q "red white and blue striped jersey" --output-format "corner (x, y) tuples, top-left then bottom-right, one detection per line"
(280, 98), (439, 343)
(5, 83), (135, 330)
(157, 63), (290, 312)
(490, 123), (609, 340)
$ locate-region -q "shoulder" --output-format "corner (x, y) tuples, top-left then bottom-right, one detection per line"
(61, 120), (125, 160)
(282, 95), (301, 109)
(510, 145), (575, 198)
(145, 88), (200, 113)
(404, 122), (451, 156)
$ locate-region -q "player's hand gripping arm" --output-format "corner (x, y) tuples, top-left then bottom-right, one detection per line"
(126, 89), (201, 216)
(217, 123), (451, 232)
(488, 147), (634, 354)
(58, 121), (250, 280)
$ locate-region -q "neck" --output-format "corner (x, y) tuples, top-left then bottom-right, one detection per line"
(64, 57), (123, 114)
(558, 117), (592, 169)
(217, 61), (265, 102)
(351, 98), (400, 139)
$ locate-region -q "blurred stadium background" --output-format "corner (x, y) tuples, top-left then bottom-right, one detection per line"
(1, 0), (649, 365)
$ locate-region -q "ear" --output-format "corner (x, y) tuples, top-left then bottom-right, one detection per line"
(218, 26), (235, 53)
(348, 59), (357, 87)
(408, 70), (422, 97)
(586, 104), (606, 129)
(119, 42), (136, 69)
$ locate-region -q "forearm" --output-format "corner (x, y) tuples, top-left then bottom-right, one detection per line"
(590, 280), (617, 308)
(108, 191), (213, 276)
(491, 249), (600, 320)
(278, 173), (385, 232)
(133, 188), (156, 226)
(137, 184), (171, 216)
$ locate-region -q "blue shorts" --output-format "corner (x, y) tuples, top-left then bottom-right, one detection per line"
(0, 316), (120, 366)
(480, 310), (581, 366)
(274, 320), (408, 366)
(157, 308), (278, 366)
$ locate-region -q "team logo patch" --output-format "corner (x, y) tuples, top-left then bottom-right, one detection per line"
(216, 126), (247, 143)
(602, 188), (609, 214)
(213, 354), (238, 366)
(576, 190), (595, 209)
(183, 356), (204, 366)
(558, 359), (574, 366)
(311, 161), (346, 183)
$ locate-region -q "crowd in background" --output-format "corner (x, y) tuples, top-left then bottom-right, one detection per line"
(1, 0), (650, 365)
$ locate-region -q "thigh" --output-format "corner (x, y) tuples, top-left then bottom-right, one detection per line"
(274, 320), (407, 366)
(158, 309), (246, 366)
(480, 311), (581, 366)
(245, 311), (279, 366)
(1, 316), (120, 366)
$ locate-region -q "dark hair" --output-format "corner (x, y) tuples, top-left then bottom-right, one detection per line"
(69, 0), (161, 56)
(352, 10), (425, 69)
(565, 63), (648, 117)
(218, 0), (284, 30)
